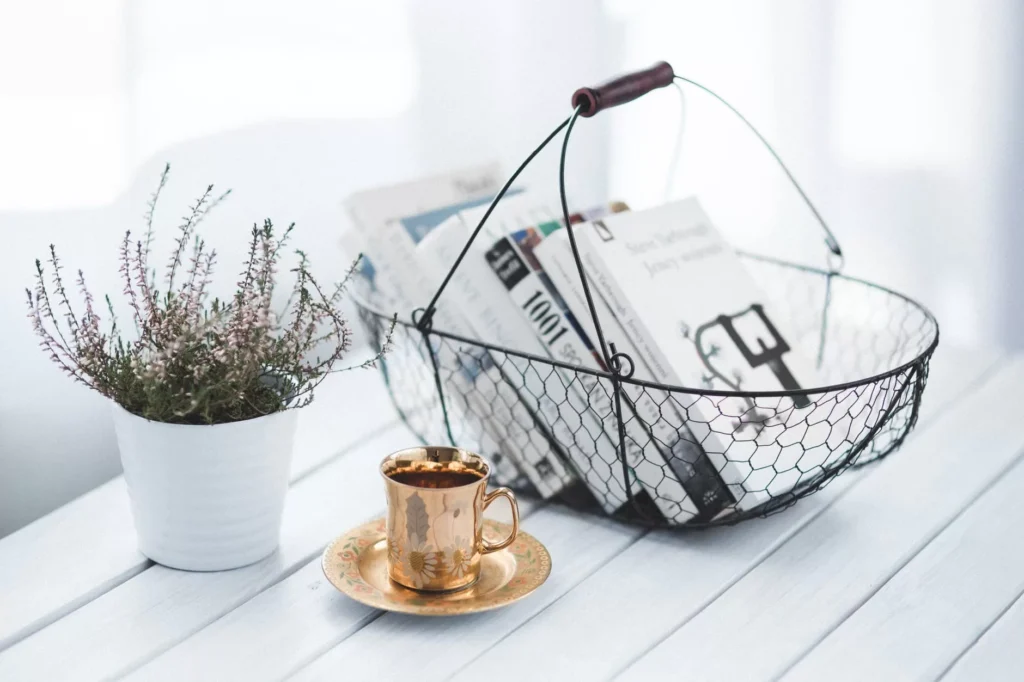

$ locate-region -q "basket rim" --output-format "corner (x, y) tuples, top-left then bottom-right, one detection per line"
(354, 253), (940, 399)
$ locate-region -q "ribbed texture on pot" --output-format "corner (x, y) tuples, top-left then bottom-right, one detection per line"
(112, 404), (299, 571)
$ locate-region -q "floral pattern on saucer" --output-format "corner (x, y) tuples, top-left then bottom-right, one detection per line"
(322, 518), (551, 616)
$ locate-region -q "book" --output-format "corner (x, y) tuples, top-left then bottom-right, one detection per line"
(432, 193), (653, 512)
(450, 192), (563, 251)
(417, 193), (636, 504)
(443, 344), (534, 490)
(535, 228), (735, 523)
(572, 197), (824, 508)
(481, 202), (675, 516)
(483, 234), (634, 513)
(345, 163), (506, 320)
(507, 210), (735, 523)
(418, 199), (635, 503)
(408, 204), (577, 498)
(453, 193), (630, 252)
(343, 169), (541, 489)
(340, 230), (526, 487)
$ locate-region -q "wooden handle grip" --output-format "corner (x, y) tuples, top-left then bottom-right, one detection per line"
(571, 61), (675, 118)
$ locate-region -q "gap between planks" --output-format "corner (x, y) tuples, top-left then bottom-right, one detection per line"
(615, 355), (1024, 682)
(0, 421), (415, 681)
(288, 351), (1000, 682)
(0, 363), (397, 653)
(438, 349), (1004, 682)
(0, 415), (399, 655)
(937, 584), (1024, 681)
(780, 445), (1024, 681)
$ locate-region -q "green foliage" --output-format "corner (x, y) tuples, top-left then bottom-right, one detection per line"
(27, 164), (395, 425)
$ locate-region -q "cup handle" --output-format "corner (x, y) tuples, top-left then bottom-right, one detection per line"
(481, 487), (519, 553)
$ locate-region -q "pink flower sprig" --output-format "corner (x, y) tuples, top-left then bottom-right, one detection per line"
(26, 164), (395, 425)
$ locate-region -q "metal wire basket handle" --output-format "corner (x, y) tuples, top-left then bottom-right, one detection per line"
(417, 61), (841, 372)
(352, 61), (941, 527)
(408, 61), (876, 519)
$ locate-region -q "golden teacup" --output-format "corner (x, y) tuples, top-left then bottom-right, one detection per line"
(380, 446), (519, 592)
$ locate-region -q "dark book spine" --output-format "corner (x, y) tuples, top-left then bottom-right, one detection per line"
(668, 437), (735, 521)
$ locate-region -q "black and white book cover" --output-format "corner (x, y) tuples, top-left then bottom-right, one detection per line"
(573, 197), (824, 507)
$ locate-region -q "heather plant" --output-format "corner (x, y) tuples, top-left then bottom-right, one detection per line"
(27, 164), (395, 425)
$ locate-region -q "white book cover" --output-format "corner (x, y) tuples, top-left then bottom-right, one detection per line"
(417, 216), (544, 352)
(449, 191), (560, 240)
(339, 229), (400, 311)
(414, 193), (622, 502)
(573, 197), (824, 508)
(343, 169), (538, 486)
(423, 211), (652, 507)
(484, 231), (634, 513)
(346, 163), (504, 239)
(340, 231), (526, 487)
(482, 204), (673, 518)
(345, 163), (505, 319)
(380, 193), (582, 495)
(415, 216), (577, 498)
(535, 229), (736, 523)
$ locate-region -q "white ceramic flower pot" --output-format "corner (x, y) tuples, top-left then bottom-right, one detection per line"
(111, 403), (299, 571)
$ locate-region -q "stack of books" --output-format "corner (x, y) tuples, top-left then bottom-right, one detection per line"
(345, 164), (862, 524)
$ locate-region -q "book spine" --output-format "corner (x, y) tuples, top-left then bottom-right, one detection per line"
(538, 235), (734, 522)
(485, 236), (640, 514)
(347, 225), (537, 491)
(464, 373), (565, 494)
(497, 351), (623, 510)
(424, 306), (549, 487)
(414, 224), (576, 498)
(462, 389), (530, 488)
(440, 325), (573, 499)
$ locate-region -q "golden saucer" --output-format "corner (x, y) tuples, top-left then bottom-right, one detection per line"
(322, 518), (551, 616)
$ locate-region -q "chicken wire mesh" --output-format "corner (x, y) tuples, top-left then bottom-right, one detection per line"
(354, 254), (938, 528)
(350, 63), (939, 528)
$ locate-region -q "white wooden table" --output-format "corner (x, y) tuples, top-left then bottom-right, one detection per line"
(2, 344), (1022, 681)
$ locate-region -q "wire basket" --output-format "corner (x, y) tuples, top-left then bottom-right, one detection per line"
(353, 62), (940, 528)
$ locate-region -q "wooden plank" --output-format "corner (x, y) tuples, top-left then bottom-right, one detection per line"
(618, 355), (1024, 682)
(0, 421), (414, 682)
(289, 508), (643, 682)
(940, 590), (1024, 681)
(449, 347), (1003, 681)
(0, 363), (396, 652)
(782, 455), (1024, 682)
(124, 497), (536, 682)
